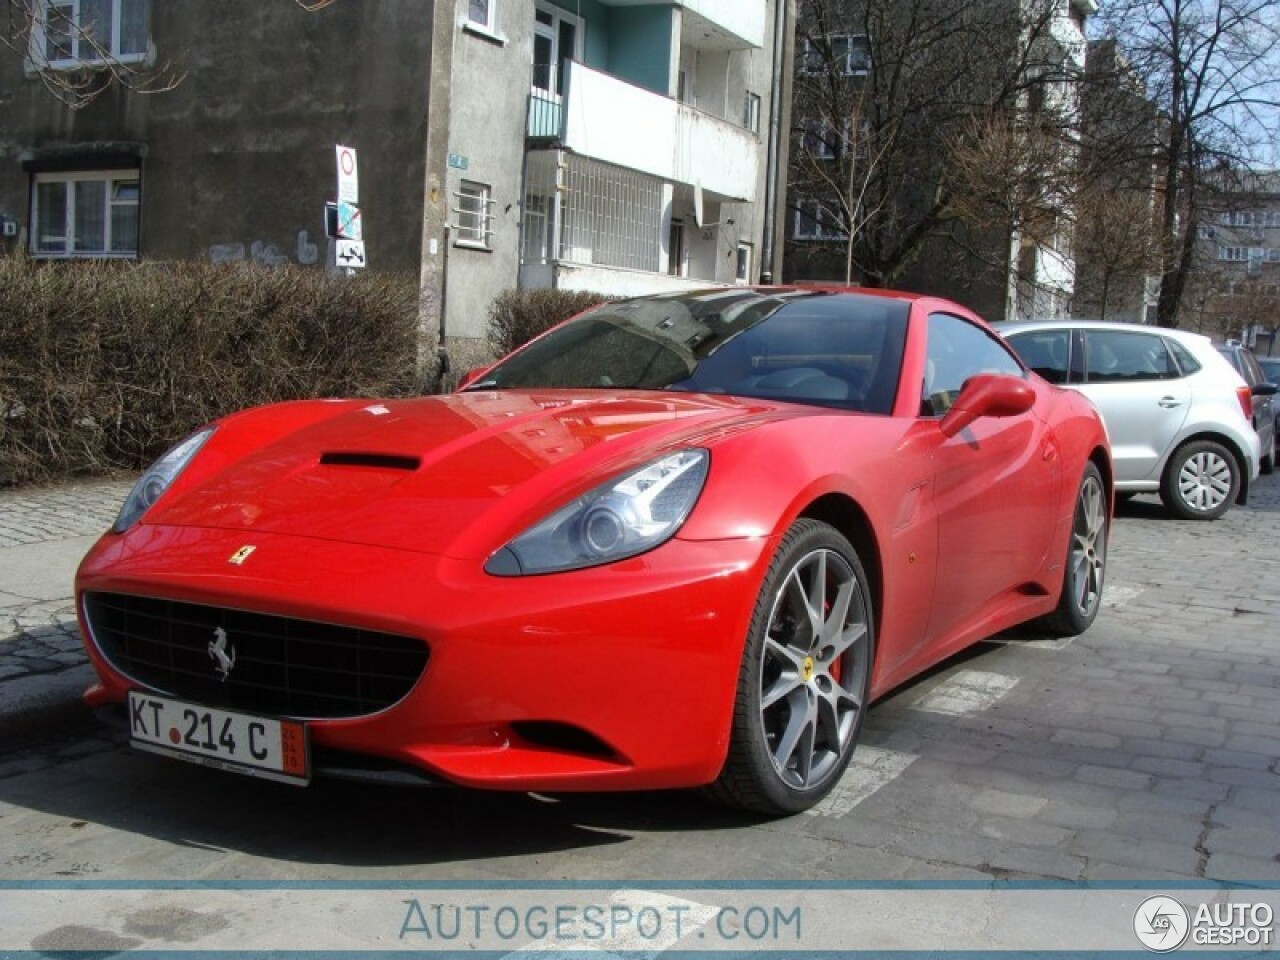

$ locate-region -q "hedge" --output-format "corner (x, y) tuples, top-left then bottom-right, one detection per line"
(487, 288), (614, 357)
(0, 257), (421, 485)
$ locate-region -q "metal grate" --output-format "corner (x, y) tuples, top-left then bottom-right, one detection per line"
(521, 150), (662, 274)
(84, 592), (428, 719)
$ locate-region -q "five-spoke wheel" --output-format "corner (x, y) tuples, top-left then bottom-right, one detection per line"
(1044, 462), (1107, 635)
(709, 519), (873, 815)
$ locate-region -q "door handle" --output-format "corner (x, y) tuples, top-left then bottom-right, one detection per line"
(1158, 396), (1183, 408)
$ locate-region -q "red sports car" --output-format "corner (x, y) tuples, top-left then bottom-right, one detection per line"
(76, 288), (1111, 815)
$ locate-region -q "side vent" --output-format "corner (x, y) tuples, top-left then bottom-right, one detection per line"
(319, 452), (421, 471)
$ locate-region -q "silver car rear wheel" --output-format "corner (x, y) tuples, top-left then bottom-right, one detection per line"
(1160, 440), (1239, 521)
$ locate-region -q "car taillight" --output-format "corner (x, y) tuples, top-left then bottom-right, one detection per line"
(1236, 385), (1253, 421)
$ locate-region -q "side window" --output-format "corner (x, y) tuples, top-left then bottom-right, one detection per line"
(1084, 331), (1179, 383)
(1164, 338), (1201, 376)
(922, 313), (1023, 416)
(1006, 329), (1071, 384)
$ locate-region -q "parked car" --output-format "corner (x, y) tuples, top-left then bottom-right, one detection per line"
(999, 321), (1262, 520)
(1257, 355), (1280, 384)
(1217, 342), (1279, 473)
(78, 288), (1111, 816)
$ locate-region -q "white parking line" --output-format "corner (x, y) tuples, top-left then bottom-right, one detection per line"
(1102, 583), (1143, 608)
(804, 745), (919, 817)
(910, 669), (1020, 717)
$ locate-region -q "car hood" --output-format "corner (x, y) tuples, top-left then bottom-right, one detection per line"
(148, 390), (792, 558)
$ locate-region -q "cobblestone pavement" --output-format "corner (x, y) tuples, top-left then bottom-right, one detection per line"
(0, 478), (134, 681)
(0, 472), (1276, 886)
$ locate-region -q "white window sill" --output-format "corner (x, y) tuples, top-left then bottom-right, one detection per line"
(462, 22), (507, 46)
(453, 239), (492, 252)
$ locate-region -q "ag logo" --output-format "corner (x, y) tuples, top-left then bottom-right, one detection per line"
(1134, 895), (1190, 952)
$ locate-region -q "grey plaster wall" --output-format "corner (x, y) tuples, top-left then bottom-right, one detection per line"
(440, 0), (536, 345)
(0, 1), (434, 272)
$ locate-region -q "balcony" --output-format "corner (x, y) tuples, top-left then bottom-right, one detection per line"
(529, 61), (759, 202)
(596, 0), (765, 49)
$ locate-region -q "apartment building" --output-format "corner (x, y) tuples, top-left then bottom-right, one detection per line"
(1190, 171), (1280, 351)
(0, 0), (791, 365)
(783, 0), (1093, 323)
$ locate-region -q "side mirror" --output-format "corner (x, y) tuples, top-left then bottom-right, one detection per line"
(1251, 381), (1279, 397)
(939, 374), (1036, 438)
(456, 367), (491, 391)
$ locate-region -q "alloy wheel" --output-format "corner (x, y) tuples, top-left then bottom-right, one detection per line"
(758, 547), (869, 790)
(1068, 472), (1106, 618)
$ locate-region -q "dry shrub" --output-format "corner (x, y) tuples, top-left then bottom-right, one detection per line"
(487, 288), (614, 357)
(0, 258), (421, 485)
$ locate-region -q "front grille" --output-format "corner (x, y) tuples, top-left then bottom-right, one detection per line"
(84, 592), (429, 719)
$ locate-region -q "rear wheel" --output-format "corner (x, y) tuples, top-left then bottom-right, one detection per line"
(1159, 440), (1239, 521)
(1043, 463), (1107, 636)
(706, 519), (874, 816)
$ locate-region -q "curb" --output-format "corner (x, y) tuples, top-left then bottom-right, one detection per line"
(0, 664), (95, 748)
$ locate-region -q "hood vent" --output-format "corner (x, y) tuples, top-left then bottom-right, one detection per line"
(319, 452), (421, 471)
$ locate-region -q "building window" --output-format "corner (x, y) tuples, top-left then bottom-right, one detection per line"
(801, 118), (850, 160)
(736, 243), (753, 284)
(31, 171), (139, 257)
(743, 92), (761, 134)
(453, 180), (493, 248)
(533, 2), (582, 101)
(793, 199), (847, 241)
(31, 0), (148, 68)
(800, 34), (870, 77)
(468, 0), (497, 31)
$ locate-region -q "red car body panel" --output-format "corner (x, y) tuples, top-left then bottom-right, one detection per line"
(75, 290), (1111, 792)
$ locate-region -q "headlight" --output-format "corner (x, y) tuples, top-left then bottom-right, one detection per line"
(112, 427), (215, 533)
(485, 449), (710, 576)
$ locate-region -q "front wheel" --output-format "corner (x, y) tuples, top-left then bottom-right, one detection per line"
(1042, 462), (1107, 636)
(706, 519), (874, 816)
(1159, 440), (1239, 521)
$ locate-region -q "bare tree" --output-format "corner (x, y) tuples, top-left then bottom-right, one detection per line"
(1094, 0), (1280, 327)
(1071, 185), (1162, 320)
(787, 0), (1085, 295)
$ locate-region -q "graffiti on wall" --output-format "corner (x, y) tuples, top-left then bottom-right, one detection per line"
(208, 230), (319, 266)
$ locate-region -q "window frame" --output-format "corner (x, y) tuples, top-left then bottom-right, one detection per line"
(735, 242), (753, 284)
(30, 169), (140, 259)
(1080, 329), (1183, 384)
(453, 179), (494, 250)
(800, 33), (871, 77)
(921, 312), (1025, 417)
(743, 92), (761, 135)
(29, 0), (148, 69)
(792, 198), (848, 242)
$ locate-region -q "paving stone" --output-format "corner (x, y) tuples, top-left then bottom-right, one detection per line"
(1074, 764), (1153, 791)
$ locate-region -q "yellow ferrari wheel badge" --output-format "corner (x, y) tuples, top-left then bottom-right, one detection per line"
(801, 656), (815, 682)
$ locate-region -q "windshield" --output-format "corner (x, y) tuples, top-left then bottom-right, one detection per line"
(466, 289), (910, 414)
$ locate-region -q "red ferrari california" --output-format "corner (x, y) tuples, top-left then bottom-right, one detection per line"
(76, 287), (1111, 815)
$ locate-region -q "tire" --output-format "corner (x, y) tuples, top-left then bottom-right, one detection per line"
(705, 519), (874, 816)
(1261, 427), (1275, 476)
(1042, 463), (1107, 636)
(1159, 439), (1240, 521)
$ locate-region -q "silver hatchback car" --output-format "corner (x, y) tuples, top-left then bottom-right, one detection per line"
(999, 321), (1264, 520)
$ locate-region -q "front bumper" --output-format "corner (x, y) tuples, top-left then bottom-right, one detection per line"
(76, 525), (774, 792)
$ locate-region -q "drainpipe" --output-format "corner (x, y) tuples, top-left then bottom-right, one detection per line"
(759, 0), (789, 283)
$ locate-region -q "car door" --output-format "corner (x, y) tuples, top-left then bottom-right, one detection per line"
(1076, 329), (1191, 484)
(920, 312), (1061, 654)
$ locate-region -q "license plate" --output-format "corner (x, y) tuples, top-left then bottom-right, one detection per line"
(127, 691), (310, 785)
